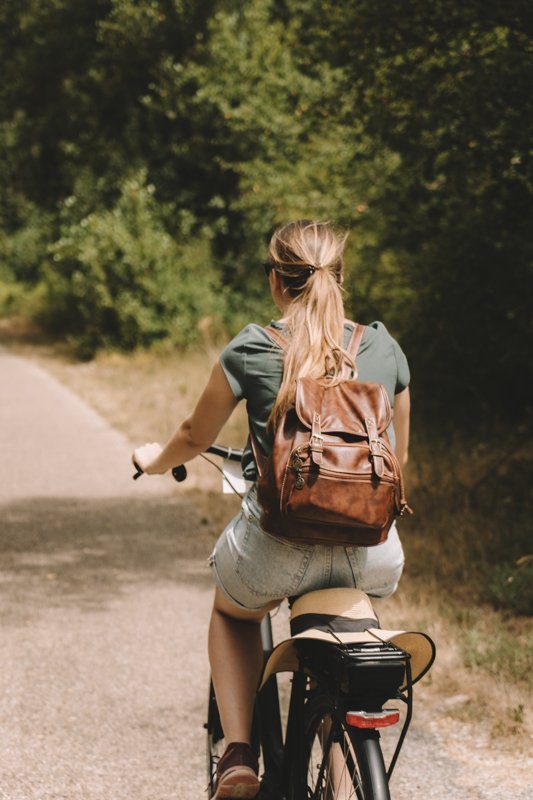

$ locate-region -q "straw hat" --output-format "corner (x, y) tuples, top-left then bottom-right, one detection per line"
(259, 588), (435, 691)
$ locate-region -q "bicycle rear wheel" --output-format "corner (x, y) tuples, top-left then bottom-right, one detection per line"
(292, 693), (391, 800)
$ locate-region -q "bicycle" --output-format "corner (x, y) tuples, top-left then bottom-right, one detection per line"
(133, 444), (435, 800)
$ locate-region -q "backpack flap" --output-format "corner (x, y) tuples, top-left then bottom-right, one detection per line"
(294, 377), (392, 437)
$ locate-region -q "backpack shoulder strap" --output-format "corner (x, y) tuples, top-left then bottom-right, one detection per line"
(343, 321), (366, 379)
(249, 428), (266, 478)
(345, 321), (365, 358)
(264, 324), (289, 352)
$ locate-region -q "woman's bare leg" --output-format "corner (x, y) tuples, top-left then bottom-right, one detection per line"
(208, 587), (279, 743)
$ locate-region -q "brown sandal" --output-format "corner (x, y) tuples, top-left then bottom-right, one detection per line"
(213, 742), (260, 799)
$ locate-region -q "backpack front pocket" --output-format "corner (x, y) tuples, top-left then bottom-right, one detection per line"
(281, 443), (398, 531)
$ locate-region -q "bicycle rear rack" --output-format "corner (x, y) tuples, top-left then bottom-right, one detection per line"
(296, 639), (414, 781)
(343, 641), (414, 781)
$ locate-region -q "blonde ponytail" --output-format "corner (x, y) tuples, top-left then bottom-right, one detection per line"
(267, 220), (354, 429)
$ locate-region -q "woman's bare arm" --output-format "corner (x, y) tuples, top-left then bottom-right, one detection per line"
(393, 387), (410, 467)
(133, 361), (239, 474)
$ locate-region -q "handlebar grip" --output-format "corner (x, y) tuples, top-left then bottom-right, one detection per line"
(132, 462), (187, 482)
(171, 465), (187, 482)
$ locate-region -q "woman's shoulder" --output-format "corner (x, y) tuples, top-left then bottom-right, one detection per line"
(340, 319), (392, 351)
(359, 321), (410, 393)
(220, 323), (284, 359)
(359, 320), (398, 350)
(364, 319), (391, 336)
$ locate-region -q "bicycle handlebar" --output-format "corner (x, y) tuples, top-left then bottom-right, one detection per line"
(205, 444), (243, 462)
(132, 443), (244, 482)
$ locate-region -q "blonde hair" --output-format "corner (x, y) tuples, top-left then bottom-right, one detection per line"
(267, 220), (354, 429)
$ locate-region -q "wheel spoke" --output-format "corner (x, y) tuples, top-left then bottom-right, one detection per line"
(304, 711), (363, 800)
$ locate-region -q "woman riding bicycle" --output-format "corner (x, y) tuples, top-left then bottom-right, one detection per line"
(133, 220), (411, 800)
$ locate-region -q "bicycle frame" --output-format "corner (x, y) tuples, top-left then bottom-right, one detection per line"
(255, 617), (284, 797)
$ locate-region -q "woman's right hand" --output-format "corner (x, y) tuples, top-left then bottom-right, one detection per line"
(132, 442), (164, 474)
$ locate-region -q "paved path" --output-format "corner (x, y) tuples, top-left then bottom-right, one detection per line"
(0, 350), (530, 799)
(0, 350), (170, 501)
(0, 351), (212, 799)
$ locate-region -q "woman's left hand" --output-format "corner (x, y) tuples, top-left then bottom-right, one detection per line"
(132, 442), (165, 474)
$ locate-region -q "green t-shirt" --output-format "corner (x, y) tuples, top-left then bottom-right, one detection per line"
(219, 320), (410, 481)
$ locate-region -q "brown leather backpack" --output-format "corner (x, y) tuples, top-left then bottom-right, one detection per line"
(251, 321), (412, 546)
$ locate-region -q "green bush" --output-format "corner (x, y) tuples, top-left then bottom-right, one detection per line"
(0, 281), (28, 316)
(0, 204), (56, 284)
(488, 558), (533, 616)
(37, 173), (222, 358)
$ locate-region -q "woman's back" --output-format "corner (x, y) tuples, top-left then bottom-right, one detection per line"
(220, 319), (410, 481)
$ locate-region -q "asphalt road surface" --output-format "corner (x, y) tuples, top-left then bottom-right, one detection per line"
(1, 350), (530, 800)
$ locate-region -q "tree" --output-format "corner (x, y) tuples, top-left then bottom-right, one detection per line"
(280, 0), (533, 416)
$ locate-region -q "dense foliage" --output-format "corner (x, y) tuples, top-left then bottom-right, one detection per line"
(1, 0), (531, 420)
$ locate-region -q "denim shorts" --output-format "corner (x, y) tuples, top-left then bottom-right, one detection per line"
(208, 484), (405, 611)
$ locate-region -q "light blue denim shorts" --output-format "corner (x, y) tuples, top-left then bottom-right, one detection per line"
(208, 484), (405, 611)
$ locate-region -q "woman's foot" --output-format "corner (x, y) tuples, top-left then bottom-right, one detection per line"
(213, 742), (260, 799)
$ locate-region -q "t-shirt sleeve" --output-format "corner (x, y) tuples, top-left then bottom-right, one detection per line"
(392, 338), (410, 394)
(218, 326), (250, 401)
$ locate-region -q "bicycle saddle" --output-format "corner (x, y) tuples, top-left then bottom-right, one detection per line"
(259, 587), (435, 691)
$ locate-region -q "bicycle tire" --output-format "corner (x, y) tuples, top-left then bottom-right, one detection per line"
(206, 680), (225, 798)
(291, 693), (391, 800)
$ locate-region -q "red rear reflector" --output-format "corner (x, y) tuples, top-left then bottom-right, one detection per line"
(346, 709), (400, 729)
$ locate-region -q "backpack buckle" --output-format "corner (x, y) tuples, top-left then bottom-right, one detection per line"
(369, 437), (382, 456)
(310, 413), (324, 466)
(365, 417), (385, 478)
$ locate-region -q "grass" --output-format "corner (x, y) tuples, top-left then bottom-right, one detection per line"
(405, 426), (532, 610)
(2, 316), (531, 739)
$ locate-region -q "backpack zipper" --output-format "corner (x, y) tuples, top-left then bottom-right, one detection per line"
(280, 444), (307, 511)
